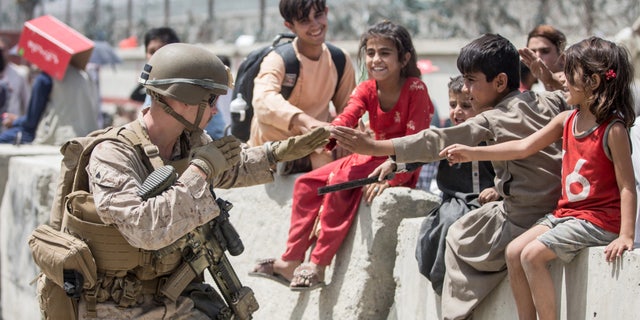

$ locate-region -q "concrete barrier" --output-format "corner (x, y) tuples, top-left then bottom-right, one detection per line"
(0, 144), (60, 201)
(0, 155), (61, 320)
(0, 145), (62, 320)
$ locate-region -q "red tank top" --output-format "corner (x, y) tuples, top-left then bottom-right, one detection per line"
(553, 110), (622, 233)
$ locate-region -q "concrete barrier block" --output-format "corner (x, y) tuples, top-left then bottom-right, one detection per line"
(0, 144), (60, 201)
(390, 217), (441, 320)
(1, 155), (62, 320)
(560, 246), (640, 319)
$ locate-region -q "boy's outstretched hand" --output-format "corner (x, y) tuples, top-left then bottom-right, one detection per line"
(330, 126), (377, 155)
(604, 236), (634, 262)
(439, 144), (474, 164)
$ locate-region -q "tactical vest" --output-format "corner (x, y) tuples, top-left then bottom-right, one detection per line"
(54, 120), (194, 314)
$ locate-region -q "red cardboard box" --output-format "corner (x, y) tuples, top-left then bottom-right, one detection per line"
(17, 15), (94, 80)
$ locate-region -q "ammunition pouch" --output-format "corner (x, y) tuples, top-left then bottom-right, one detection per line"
(29, 224), (98, 291)
(36, 273), (79, 320)
(85, 273), (168, 308)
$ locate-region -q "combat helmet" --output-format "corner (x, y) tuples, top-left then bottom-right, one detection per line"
(138, 43), (233, 131)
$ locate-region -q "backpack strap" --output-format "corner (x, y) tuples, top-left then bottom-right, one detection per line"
(326, 43), (346, 97)
(274, 41), (346, 100)
(274, 43), (299, 100)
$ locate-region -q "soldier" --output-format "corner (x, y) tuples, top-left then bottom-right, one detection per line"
(36, 43), (329, 319)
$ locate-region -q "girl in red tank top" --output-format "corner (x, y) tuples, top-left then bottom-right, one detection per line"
(440, 36), (636, 320)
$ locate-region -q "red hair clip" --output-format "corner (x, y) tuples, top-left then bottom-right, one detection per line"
(605, 69), (616, 81)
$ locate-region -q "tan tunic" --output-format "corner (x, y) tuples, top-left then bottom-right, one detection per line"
(249, 38), (356, 146)
(392, 90), (568, 319)
(82, 116), (274, 318)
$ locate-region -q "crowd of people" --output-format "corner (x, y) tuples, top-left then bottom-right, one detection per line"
(8, 0), (638, 319)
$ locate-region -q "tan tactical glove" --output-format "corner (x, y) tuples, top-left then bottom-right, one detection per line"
(268, 127), (330, 163)
(190, 135), (242, 179)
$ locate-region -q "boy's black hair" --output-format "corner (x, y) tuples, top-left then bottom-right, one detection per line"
(457, 34), (520, 91)
(448, 75), (464, 93)
(144, 27), (180, 50)
(279, 0), (326, 24)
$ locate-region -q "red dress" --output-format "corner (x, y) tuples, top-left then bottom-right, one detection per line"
(282, 77), (434, 265)
(554, 110), (622, 233)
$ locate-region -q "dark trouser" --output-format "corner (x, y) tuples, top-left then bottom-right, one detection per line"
(415, 197), (480, 294)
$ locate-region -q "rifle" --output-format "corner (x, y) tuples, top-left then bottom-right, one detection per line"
(317, 162), (424, 195)
(139, 166), (259, 319)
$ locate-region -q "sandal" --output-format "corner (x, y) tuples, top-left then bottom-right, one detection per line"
(248, 258), (290, 287)
(290, 263), (326, 292)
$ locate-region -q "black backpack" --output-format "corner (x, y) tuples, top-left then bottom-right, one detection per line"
(229, 33), (347, 142)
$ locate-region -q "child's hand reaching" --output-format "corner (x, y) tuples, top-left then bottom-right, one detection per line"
(368, 159), (396, 182)
(478, 187), (500, 205)
(604, 236), (634, 262)
(330, 126), (377, 155)
(439, 144), (474, 164)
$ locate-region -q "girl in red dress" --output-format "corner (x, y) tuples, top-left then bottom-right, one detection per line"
(250, 20), (434, 291)
(442, 36), (636, 320)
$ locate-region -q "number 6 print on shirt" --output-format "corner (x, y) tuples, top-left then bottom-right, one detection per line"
(565, 158), (590, 202)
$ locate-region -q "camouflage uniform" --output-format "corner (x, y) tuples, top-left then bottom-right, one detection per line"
(81, 114), (274, 319)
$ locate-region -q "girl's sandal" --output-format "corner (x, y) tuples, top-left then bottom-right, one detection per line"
(290, 263), (326, 292)
(248, 258), (290, 287)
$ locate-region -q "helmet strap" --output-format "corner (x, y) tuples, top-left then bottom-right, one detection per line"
(150, 91), (202, 132)
(194, 103), (206, 132)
